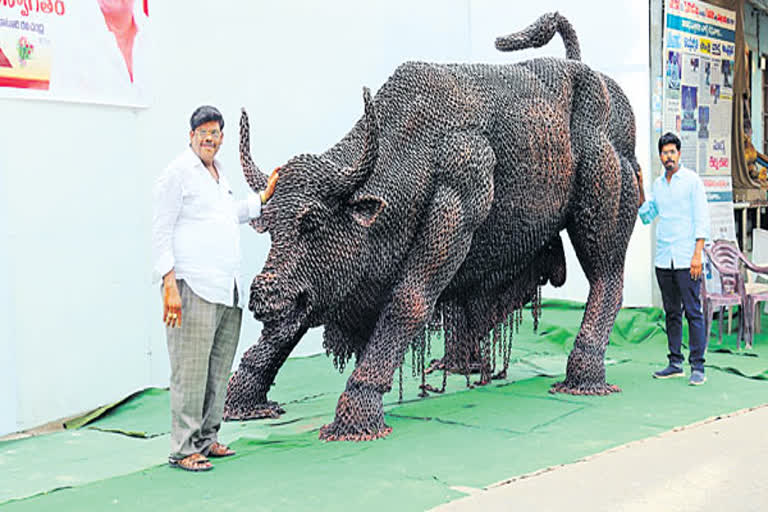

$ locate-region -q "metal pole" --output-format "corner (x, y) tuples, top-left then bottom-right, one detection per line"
(650, 0), (664, 308)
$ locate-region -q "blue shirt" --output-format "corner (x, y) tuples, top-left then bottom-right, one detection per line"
(638, 167), (710, 269)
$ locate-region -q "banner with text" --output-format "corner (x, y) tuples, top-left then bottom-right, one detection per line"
(0, 1), (149, 107)
(663, 0), (736, 241)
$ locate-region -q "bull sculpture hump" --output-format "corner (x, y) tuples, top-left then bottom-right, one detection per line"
(223, 12), (640, 441)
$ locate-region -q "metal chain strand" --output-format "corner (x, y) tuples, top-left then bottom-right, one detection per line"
(223, 11), (639, 440)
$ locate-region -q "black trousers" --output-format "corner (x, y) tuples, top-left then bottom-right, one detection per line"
(655, 267), (707, 372)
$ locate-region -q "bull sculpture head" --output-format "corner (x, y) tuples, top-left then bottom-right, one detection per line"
(241, 88), (387, 340)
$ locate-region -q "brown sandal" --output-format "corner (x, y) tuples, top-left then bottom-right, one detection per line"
(169, 453), (213, 472)
(207, 442), (236, 458)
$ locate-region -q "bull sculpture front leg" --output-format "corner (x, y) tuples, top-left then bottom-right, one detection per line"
(318, 287), (431, 440)
(223, 323), (303, 420)
(319, 132), (496, 440)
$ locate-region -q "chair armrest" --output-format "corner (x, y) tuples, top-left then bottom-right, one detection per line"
(740, 257), (768, 276)
(704, 248), (740, 277)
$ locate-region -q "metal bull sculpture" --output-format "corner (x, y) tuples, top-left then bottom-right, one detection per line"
(224, 12), (640, 441)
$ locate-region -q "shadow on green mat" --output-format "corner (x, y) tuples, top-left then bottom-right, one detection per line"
(1, 300), (766, 511)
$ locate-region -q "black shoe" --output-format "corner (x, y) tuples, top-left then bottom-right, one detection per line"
(653, 365), (685, 379)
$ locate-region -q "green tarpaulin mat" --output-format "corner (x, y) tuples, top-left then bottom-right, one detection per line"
(2, 300), (766, 511)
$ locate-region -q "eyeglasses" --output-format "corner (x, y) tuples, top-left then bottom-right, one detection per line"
(195, 128), (222, 139)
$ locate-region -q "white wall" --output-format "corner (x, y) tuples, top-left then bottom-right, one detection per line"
(0, 146), (16, 435)
(0, 102), (152, 431)
(0, 0), (652, 435)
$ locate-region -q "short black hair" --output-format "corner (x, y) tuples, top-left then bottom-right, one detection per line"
(658, 132), (681, 153)
(190, 105), (224, 132)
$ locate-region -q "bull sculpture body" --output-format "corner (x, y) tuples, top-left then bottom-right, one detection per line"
(224, 13), (640, 441)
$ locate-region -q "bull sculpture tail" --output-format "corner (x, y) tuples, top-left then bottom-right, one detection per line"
(495, 12), (581, 61)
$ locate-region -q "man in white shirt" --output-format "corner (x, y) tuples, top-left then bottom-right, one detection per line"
(152, 106), (277, 472)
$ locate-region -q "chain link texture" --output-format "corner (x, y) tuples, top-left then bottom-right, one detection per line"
(223, 12), (639, 441)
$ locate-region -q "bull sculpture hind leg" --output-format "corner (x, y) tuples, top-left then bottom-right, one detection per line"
(550, 69), (639, 395)
(319, 132), (496, 440)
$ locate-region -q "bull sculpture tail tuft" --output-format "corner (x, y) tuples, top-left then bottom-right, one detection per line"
(495, 11), (581, 61)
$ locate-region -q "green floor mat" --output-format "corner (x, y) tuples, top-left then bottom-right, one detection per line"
(77, 352), (568, 444)
(0, 431), (168, 504)
(71, 336), (573, 441)
(2, 300), (767, 511)
(72, 388), (171, 438)
(3, 363), (766, 512)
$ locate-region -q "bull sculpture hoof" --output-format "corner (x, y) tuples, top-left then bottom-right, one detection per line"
(318, 387), (391, 442)
(549, 381), (621, 396)
(223, 401), (285, 421)
(318, 423), (393, 442)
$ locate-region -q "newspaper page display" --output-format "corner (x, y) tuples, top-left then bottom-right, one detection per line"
(663, 0), (737, 243)
(664, 0), (738, 293)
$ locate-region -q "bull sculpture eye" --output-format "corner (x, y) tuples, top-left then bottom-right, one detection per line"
(297, 207), (325, 235)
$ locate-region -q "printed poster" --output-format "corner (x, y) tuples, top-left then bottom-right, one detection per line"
(663, 0), (737, 242)
(0, 0), (150, 107)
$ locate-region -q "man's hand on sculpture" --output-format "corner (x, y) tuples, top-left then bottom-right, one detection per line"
(163, 271), (182, 328)
(260, 167), (280, 204)
(690, 253), (703, 280)
(636, 168), (645, 206)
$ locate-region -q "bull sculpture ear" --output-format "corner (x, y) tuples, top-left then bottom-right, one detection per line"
(338, 87), (379, 195)
(349, 193), (387, 228)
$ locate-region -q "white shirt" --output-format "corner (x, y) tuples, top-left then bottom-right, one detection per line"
(638, 166), (710, 269)
(152, 147), (261, 307)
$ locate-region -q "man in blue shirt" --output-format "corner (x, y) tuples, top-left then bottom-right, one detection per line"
(638, 132), (710, 385)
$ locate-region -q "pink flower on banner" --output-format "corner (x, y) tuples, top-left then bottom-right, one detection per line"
(17, 37), (35, 67)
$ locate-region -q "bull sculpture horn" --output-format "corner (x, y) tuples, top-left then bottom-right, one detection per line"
(240, 107), (269, 192)
(341, 87), (379, 192)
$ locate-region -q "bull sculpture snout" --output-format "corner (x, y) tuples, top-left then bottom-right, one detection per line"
(249, 272), (311, 326)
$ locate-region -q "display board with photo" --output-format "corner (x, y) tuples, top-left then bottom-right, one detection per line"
(663, 0), (736, 245)
(0, 1), (150, 107)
